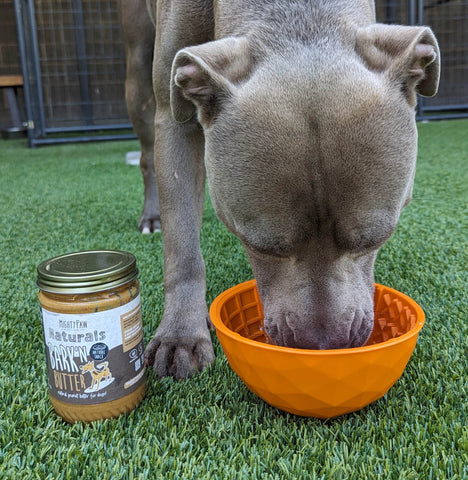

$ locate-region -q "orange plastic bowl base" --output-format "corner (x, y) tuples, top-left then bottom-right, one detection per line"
(209, 280), (425, 418)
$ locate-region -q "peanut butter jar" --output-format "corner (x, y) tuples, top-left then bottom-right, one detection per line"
(37, 250), (146, 423)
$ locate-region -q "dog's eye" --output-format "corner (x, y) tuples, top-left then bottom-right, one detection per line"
(241, 236), (294, 260)
(334, 215), (397, 253)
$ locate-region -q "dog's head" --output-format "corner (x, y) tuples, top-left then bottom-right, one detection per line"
(170, 25), (439, 349)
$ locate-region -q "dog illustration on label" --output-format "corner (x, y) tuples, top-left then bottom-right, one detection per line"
(80, 360), (115, 393)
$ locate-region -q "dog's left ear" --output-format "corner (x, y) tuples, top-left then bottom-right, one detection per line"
(356, 24), (440, 106)
(170, 36), (251, 123)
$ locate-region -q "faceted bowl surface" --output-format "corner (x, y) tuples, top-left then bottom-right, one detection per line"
(209, 280), (425, 418)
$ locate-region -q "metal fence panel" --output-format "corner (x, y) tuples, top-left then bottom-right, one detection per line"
(15, 0), (468, 146)
(14, 0), (134, 146)
(419, 0), (468, 117)
(376, 0), (468, 120)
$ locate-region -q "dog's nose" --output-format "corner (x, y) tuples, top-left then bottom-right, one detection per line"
(264, 310), (373, 350)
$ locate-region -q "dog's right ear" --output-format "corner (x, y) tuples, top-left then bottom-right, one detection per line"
(170, 36), (251, 123)
(355, 24), (440, 106)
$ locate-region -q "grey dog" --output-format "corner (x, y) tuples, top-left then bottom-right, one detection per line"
(119, 0), (440, 379)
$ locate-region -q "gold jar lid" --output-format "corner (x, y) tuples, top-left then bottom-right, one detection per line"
(37, 250), (138, 293)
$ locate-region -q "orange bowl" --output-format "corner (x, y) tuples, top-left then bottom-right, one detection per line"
(209, 280), (425, 418)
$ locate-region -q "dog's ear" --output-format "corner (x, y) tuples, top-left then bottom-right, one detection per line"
(170, 36), (251, 123)
(356, 24), (440, 106)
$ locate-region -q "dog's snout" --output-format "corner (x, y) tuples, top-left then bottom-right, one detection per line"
(264, 310), (374, 350)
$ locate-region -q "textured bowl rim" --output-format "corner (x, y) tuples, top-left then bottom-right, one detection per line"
(209, 280), (425, 356)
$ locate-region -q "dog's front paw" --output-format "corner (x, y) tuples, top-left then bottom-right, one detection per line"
(145, 321), (214, 380)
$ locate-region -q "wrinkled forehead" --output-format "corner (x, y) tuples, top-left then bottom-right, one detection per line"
(209, 56), (418, 177)
(235, 58), (386, 122)
(223, 78), (389, 161)
(210, 60), (417, 202)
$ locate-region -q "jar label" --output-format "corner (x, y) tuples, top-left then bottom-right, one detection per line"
(40, 295), (146, 405)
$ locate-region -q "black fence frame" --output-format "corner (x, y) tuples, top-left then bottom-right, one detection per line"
(14, 0), (135, 147)
(406, 0), (468, 120)
(14, 0), (468, 147)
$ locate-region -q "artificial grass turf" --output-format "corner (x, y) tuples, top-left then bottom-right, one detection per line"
(0, 119), (466, 479)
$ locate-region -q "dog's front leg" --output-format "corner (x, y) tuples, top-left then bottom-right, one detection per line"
(145, 110), (214, 379)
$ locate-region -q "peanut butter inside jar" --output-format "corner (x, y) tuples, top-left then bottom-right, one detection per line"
(37, 250), (146, 423)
